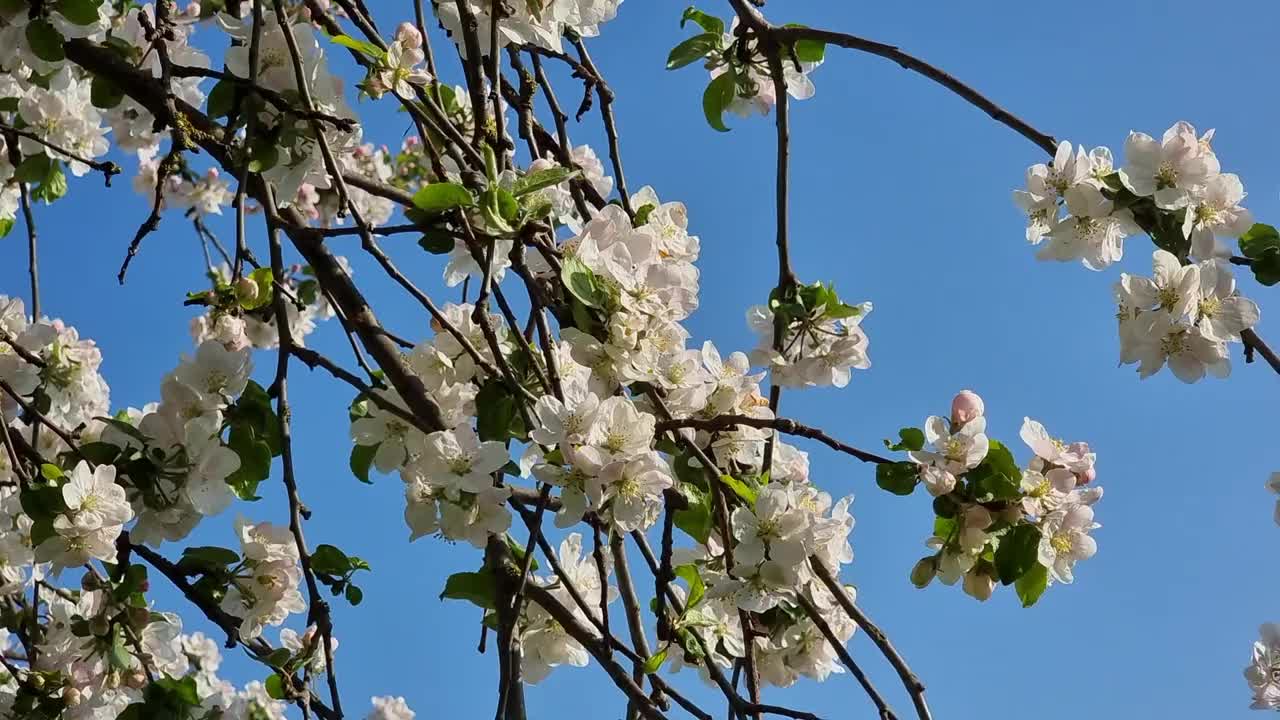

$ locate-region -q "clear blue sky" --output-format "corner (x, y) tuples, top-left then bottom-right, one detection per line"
(2, 1), (1278, 717)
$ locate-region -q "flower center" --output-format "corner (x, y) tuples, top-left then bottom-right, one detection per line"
(1051, 533), (1073, 554)
(1157, 285), (1182, 313)
(1198, 296), (1221, 321)
(1155, 162), (1178, 190)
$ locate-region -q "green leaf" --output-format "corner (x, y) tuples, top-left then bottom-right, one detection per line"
(968, 440), (1022, 501)
(884, 427), (925, 452)
(344, 583), (364, 605)
(718, 474), (757, 505)
(247, 137), (279, 173)
(476, 379), (524, 442)
(311, 544), (352, 575)
(994, 524), (1041, 585)
(90, 73), (123, 109)
(674, 483), (712, 544)
(242, 267), (276, 310)
(782, 26), (826, 63)
(505, 535), (539, 571)
(32, 162), (67, 204)
(417, 231), (454, 255)
(179, 545), (241, 573)
(632, 203), (656, 227)
(226, 425), (271, 500)
(1240, 223), (1280, 286)
(39, 463), (63, 481)
(230, 380), (282, 456)
(494, 187), (518, 221)
(512, 167), (578, 196)
(329, 33), (386, 61)
(77, 441), (121, 464)
(875, 462), (920, 496)
(673, 564), (705, 608)
(440, 570), (496, 609)
(0, 218), (12, 238)
(642, 647), (668, 674)
(702, 70), (736, 132)
(561, 255), (605, 309)
(14, 154), (52, 185)
(56, 0), (103, 25)
(412, 182), (475, 213)
(206, 79), (235, 118)
(666, 32), (720, 70)
(1015, 563), (1049, 608)
(680, 7), (724, 35)
(349, 443), (376, 484)
(264, 674), (286, 700)
(26, 20), (66, 63)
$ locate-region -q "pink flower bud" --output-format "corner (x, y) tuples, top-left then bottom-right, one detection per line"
(1078, 467), (1097, 485)
(63, 687), (82, 707)
(395, 22), (423, 49)
(950, 389), (984, 426)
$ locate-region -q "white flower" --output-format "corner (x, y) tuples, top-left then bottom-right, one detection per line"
(174, 340), (252, 403)
(1132, 314), (1229, 383)
(1120, 121), (1218, 209)
(1245, 623), (1280, 710)
(419, 425), (510, 494)
(1194, 259), (1259, 343)
(1037, 503), (1098, 584)
(183, 414), (240, 516)
(367, 696), (415, 720)
(579, 396), (655, 466)
(1184, 173), (1253, 259)
(350, 393), (418, 473)
(1038, 185), (1136, 270)
(1020, 468), (1076, 517)
(54, 461), (132, 535)
(594, 453), (672, 532)
(732, 487), (810, 568)
(1118, 250), (1200, 319)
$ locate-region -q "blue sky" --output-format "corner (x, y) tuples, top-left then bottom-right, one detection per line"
(2, 0), (1279, 717)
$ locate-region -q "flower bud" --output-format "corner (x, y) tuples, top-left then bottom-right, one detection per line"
(234, 276), (260, 305)
(910, 556), (937, 588)
(962, 568), (995, 602)
(127, 670), (148, 689)
(395, 22), (423, 49)
(950, 389), (984, 426)
(1078, 467), (1097, 485)
(63, 687), (82, 706)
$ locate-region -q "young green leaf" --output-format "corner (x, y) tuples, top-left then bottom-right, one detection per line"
(350, 443), (377, 484)
(412, 182), (475, 213)
(1015, 563), (1049, 608)
(440, 570), (497, 609)
(330, 33), (387, 61)
(875, 462), (920, 496)
(680, 7), (724, 36)
(702, 69), (736, 132)
(512, 167), (579, 196)
(666, 32), (720, 70)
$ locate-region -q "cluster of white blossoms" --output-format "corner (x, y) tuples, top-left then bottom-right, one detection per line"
(434, 0), (623, 56)
(220, 516), (306, 640)
(746, 289), (871, 389)
(1116, 249), (1260, 382)
(1015, 122), (1245, 268)
(1014, 122), (1265, 383)
(897, 391), (1102, 603)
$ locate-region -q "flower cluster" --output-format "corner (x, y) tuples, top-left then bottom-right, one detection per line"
(1116, 249), (1260, 382)
(1014, 122), (1266, 383)
(220, 516), (306, 640)
(434, 0), (624, 56)
(892, 391), (1102, 603)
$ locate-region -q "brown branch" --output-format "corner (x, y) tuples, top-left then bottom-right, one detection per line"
(655, 415), (891, 465)
(809, 558), (932, 720)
